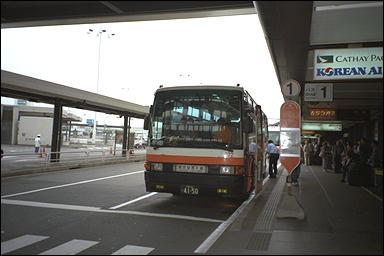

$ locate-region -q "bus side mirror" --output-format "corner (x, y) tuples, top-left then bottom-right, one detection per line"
(243, 116), (254, 133)
(143, 115), (150, 130)
(143, 105), (152, 130)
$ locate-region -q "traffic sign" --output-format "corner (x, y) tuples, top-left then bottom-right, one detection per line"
(86, 119), (94, 126)
(281, 79), (301, 97)
(304, 83), (333, 102)
(279, 101), (301, 174)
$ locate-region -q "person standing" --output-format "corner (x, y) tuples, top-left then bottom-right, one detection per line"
(368, 140), (380, 186)
(291, 142), (304, 186)
(333, 140), (345, 173)
(313, 141), (321, 165)
(357, 138), (371, 164)
(34, 134), (41, 153)
(267, 140), (279, 178)
(303, 140), (313, 166)
(340, 142), (354, 183)
(369, 140), (380, 168)
(320, 141), (332, 172)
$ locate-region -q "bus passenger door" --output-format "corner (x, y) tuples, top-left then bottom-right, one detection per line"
(246, 133), (257, 193)
(244, 111), (257, 194)
(255, 106), (264, 193)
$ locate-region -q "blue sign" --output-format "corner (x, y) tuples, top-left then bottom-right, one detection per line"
(86, 119), (94, 125)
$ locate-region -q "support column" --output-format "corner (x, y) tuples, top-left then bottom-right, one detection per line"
(379, 112), (383, 166)
(127, 116), (131, 153)
(51, 102), (62, 162)
(68, 121), (72, 142)
(122, 115), (128, 157)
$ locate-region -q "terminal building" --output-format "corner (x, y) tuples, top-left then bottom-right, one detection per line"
(1, 103), (81, 146)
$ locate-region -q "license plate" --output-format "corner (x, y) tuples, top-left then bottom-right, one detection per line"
(181, 185), (199, 195)
(174, 164), (208, 173)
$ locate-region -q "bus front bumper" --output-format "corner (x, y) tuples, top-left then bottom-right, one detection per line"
(144, 171), (246, 197)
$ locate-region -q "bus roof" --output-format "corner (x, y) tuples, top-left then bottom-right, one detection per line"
(155, 85), (244, 93)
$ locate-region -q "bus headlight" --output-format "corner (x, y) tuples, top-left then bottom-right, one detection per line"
(151, 163), (163, 171)
(220, 166), (235, 175)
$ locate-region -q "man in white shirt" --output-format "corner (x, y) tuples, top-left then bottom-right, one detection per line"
(267, 140), (279, 178)
(34, 134), (41, 153)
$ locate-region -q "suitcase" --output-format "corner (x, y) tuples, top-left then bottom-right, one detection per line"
(359, 163), (374, 187)
(347, 162), (374, 186)
(347, 162), (361, 186)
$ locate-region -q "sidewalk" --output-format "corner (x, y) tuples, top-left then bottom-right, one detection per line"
(208, 164), (383, 255)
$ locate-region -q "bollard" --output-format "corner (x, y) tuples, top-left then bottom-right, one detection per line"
(38, 148), (43, 158)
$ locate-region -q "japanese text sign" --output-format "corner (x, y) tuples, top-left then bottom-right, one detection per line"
(280, 101), (301, 174)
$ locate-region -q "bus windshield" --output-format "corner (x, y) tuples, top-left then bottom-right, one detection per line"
(150, 89), (242, 150)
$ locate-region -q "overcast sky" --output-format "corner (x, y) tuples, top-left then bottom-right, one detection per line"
(1, 14), (283, 127)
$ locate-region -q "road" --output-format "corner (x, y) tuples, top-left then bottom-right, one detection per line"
(1, 161), (245, 255)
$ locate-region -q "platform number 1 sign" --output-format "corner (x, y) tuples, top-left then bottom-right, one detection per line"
(304, 83), (333, 102)
(281, 79), (301, 98)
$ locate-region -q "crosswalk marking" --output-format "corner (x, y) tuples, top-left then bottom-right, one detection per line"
(2, 235), (155, 255)
(39, 239), (99, 255)
(111, 245), (155, 255)
(1, 234), (49, 254)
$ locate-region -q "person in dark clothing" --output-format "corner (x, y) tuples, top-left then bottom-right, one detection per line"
(333, 140), (345, 173)
(368, 140), (380, 168)
(266, 140), (279, 178)
(291, 142), (304, 186)
(357, 138), (371, 164)
(340, 143), (355, 183)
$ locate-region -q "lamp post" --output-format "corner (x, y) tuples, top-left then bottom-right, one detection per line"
(87, 28), (115, 144)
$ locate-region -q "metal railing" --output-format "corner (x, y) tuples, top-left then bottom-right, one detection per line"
(1, 149), (145, 175)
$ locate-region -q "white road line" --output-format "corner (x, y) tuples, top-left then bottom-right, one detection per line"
(2, 156), (18, 159)
(109, 192), (158, 210)
(39, 239), (98, 255)
(111, 244), (155, 255)
(361, 186), (382, 202)
(1, 170), (145, 199)
(308, 166), (335, 208)
(194, 190), (260, 254)
(1, 199), (224, 223)
(1, 234), (49, 254)
(15, 159), (39, 162)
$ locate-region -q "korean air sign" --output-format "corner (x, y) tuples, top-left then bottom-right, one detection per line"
(314, 47), (383, 80)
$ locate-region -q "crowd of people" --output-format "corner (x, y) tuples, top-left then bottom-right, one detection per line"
(299, 137), (381, 185)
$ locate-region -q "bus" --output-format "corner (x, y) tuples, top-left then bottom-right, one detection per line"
(143, 85), (269, 198)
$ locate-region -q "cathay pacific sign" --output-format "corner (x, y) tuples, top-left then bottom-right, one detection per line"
(314, 47), (383, 80)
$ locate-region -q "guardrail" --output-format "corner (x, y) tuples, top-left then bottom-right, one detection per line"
(1, 149), (145, 176)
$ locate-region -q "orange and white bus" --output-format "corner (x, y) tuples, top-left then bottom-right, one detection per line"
(143, 85), (269, 198)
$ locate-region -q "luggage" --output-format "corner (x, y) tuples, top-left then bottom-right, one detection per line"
(359, 163), (374, 187)
(348, 162), (360, 186)
(311, 154), (322, 165)
(347, 162), (374, 186)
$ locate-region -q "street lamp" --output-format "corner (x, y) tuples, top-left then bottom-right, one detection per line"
(87, 28), (115, 144)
